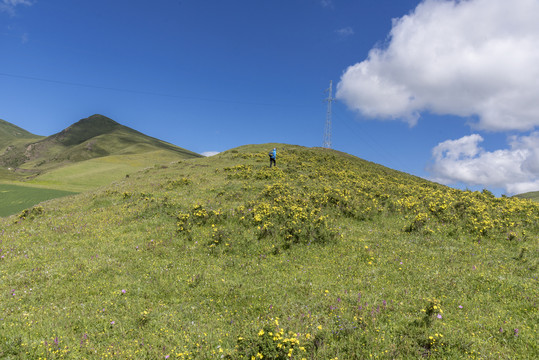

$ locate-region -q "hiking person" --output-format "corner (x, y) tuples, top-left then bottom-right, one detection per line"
(269, 147), (276, 167)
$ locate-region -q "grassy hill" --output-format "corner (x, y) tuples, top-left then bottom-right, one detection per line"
(0, 144), (537, 359)
(515, 191), (539, 203)
(0, 119), (44, 170)
(0, 115), (202, 205)
(12, 114), (201, 174)
(0, 119), (44, 149)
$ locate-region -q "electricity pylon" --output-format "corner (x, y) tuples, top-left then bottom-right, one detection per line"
(323, 80), (334, 149)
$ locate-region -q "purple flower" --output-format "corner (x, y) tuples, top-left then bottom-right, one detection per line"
(458, 305), (463, 309)
(121, 289), (126, 294)
(110, 321), (115, 325)
(514, 328), (519, 336)
(437, 314), (442, 319)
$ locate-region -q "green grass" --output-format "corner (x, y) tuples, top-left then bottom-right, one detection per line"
(0, 168), (22, 181)
(25, 150), (191, 192)
(0, 144), (537, 359)
(0, 118), (43, 150)
(1, 115), (204, 216)
(0, 119), (44, 169)
(0, 183), (75, 217)
(515, 191), (539, 203)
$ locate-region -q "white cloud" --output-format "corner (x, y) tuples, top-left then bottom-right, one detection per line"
(201, 151), (220, 157)
(429, 133), (539, 195)
(336, 0), (539, 131)
(335, 27), (354, 38)
(0, 0), (33, 15)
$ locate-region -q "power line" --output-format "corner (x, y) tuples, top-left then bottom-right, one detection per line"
(0, 71), (309, 108)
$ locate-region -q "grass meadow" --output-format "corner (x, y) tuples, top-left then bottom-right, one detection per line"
(25, 151), (190, 192)
(0, 183), (75, 217)
(0, 144), (537, 359)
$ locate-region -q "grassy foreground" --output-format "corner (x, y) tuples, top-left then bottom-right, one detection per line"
(0, 144), (537, 359)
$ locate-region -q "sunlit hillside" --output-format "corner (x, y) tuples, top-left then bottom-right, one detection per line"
(0, 144), (537, 359)
(0, 115), (203, 211)
(0, 119), (44, 169)
(515, 191), (539, 203)
(0, 115), (201, 177)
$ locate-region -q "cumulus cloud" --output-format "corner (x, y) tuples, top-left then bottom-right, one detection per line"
(0, 0), (33, 15)
(429, 133), (539, 195)
(336, 0), (539, 131)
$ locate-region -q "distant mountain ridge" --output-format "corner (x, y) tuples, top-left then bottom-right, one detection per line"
(0, 114), (201, 189)
(1, 114), (200, 169)
(47, 115), (188, 153)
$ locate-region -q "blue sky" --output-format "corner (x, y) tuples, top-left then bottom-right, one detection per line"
(1, 0), (539, 196)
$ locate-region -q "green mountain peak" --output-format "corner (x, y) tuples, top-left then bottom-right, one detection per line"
(0, 114), (201, 188)
(50, 114), (124, 146)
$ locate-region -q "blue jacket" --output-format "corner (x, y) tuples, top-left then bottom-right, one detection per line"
(270, 148), (276, 159)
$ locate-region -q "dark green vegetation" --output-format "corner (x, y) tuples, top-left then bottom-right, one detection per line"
(0, 144), (537, 359)
(0, 183), (75, 217)
(0, 115), (202, 204)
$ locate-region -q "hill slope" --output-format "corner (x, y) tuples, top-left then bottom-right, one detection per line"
(515, 191), (539, 202)
(0, 118), (43, 146)
(0, 119), (44, 169)
(0, 144), (537, 358)
(15, 114), (201, 172)
(0, 115), (202, 192)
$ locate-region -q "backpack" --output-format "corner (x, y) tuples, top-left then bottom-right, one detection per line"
(269, 151), (274, 158)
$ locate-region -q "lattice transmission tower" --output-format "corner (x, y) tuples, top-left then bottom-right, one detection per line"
(322, 80), (334, 149)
